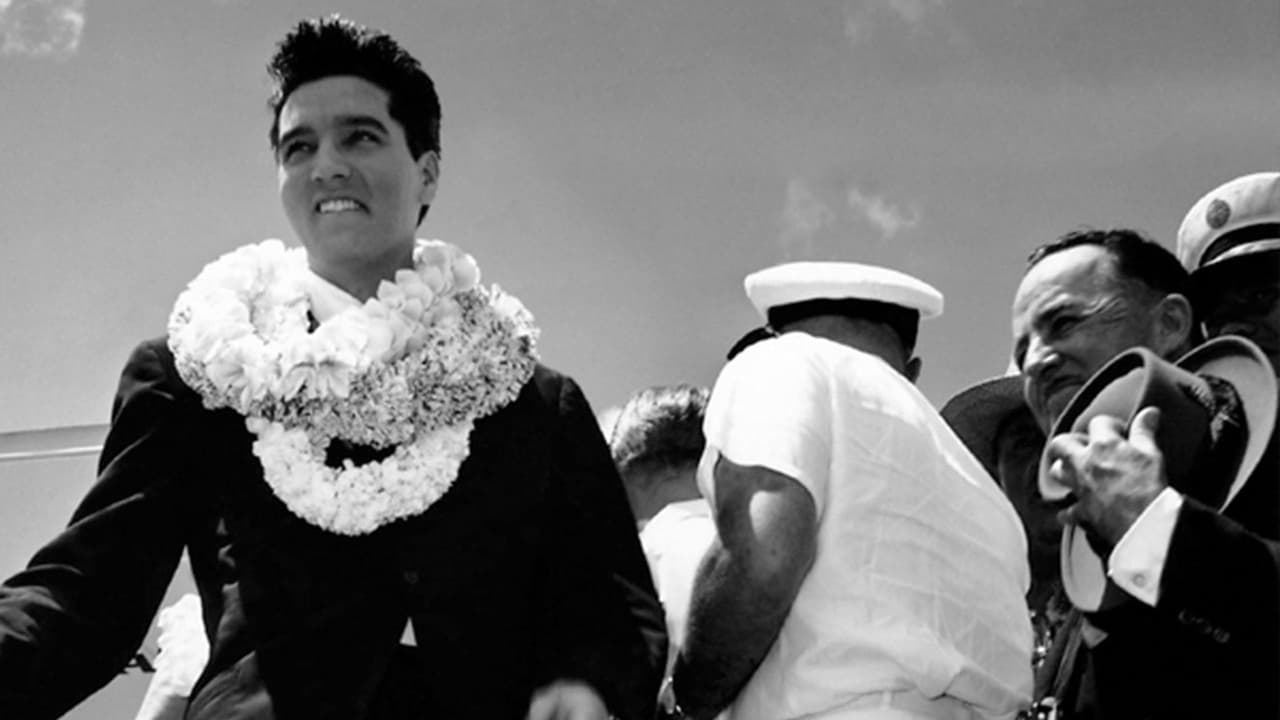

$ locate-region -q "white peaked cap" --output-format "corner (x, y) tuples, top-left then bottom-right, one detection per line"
(744, 261), (944, 322)
(1176, 171), (1280, 272)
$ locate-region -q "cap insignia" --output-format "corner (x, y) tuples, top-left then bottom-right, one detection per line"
(1206, 198), (1231, 229)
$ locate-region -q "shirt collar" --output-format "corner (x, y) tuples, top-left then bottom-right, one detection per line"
(303, 269), (364, 322)
(652, 498), (711, 524)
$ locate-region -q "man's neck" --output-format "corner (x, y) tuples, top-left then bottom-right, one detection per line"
(782, 316), (910, 376)
(317, 271), (383, 303)
(309, 253), (415, 302)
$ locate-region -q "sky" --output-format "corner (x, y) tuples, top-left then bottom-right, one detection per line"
(2, 0), (1278, 436)
(0, 1), (1277, 714)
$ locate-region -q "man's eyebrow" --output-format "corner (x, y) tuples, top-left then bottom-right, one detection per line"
(277, 125), (313, 150)
(1032, 296), (1082, 327)
(277, 115), (390, 150)
(335, 115), (390, 134)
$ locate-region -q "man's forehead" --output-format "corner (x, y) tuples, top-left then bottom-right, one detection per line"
(1016, 247), (1116, 307)
(279, 112), (390, 137)
(278, 75), (394, 130)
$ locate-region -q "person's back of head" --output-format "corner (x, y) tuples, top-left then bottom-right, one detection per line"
(743, 262), (943, 382)
(768, 298), (923, 380)
(610, 385), (709, 527)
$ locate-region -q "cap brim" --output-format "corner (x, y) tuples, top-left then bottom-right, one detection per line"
(1201, 239), (1280, 268)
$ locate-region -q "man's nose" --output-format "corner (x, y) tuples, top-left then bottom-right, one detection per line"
(310, 142), (350, 182)
(1021, 335), (1060, 379)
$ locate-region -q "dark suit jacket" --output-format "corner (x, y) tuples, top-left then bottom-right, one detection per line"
(0, 338), (667, 719)
(1055, 431), (1280, 719)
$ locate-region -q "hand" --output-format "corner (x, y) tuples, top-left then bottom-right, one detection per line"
(1045, 407), (1167, 547)
(526, 680), (610, 720)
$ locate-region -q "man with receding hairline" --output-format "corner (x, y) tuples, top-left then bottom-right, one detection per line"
(1012, 229), (1198, 436)
(1014, 226), (1280, 718)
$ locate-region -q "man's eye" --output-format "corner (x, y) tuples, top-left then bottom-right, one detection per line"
(1050, 316), (1080, 336)
(348, 130), (380, 145)
(280, 141), (313, 161)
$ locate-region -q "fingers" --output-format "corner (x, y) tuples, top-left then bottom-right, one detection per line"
(1084, 414), (1126, 442)
(1046, 457), (1072, 493)
(526, 685), (561, 720)
(1050, 408), (1167, 544)
(1044, 432), (1086, 492)
(526, 692), (552, 720)
(1082, 409), (1158, 452)
(1127, 406), (1162, 456)
(1044, 431), (1086, 465)
(526, 682), (608, 720)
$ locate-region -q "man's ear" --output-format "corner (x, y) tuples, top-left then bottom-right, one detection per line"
(905, 356), (923, 383)
(417, 150), (440, 207)
(1152, 292), (1194, 356)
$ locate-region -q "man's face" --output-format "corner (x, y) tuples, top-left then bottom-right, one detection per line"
(276, 75), (437, 282)
(1195, 256), (1280, 377)
(1011, 245), (1163, 431)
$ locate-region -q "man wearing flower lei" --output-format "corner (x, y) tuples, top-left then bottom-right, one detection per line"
(0, 15), (666, 720)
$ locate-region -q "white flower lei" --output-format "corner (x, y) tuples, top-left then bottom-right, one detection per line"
(167, 239), (539, 535)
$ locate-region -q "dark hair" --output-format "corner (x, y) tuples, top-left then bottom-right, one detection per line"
(767, 298), (920, 353)
(267, 15), (441, 163)
(610, 385), (709, 476)
(1027, 228), (1191, 298)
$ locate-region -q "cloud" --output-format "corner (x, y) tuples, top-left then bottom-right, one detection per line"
(842, 10), (864, 44)
(0, 0), (85, 58)
(780, 178), (837, 258)
(843, 0), (950, 46)
(846, 186), (920, 241)
(886, 0), (944, 25)
(779, 178), (921, 257)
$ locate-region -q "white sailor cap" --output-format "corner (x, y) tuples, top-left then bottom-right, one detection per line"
(744, 261), (944, 322)
(1176, 172), (1280, 273)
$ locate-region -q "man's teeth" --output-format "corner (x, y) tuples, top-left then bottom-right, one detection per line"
(318, 199), (361, 213)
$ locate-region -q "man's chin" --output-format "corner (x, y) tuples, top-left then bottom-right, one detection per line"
(1027, 404), (1053, 436)
(1042, 390), (1080, 432)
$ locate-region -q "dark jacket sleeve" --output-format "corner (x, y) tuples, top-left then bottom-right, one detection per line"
(1043, 438), (1280, 717)
(1155, 496), (1280, 705)
(0, 339), (204, 719)
(533, 371), (667, 720)
(1159, 430), (1280, 673)
(1161, 497), (1280, 642)
(1127, 432), (1280, 716)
